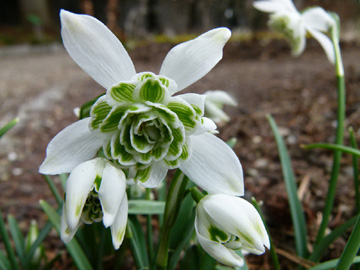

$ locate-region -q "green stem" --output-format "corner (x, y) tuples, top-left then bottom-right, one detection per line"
(155, 170), (189, 270)
(314, 22), (345, 247)
(335, 215), (360, 269)
(145, 188), (154, 263)
(349, 127), (360, 213)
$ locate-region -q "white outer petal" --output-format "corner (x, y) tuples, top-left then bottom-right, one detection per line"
(176, 93), (207, 115)
(302, 7), (335, 33)
(306, 28), (335, 64)
(65, 158), (105, 231)
(159, 28), (231, 93)
(195, 209), (244, 267)
(180, 132), (244, 196)
(60, 204), (81, 243)
(253, 0), (297, 13)
(139, 161), (169, 188)
(60, 10), (136, 89)
(203, 194), (270, 253)
(98, 161), (127, 227)
(111, 194), (128, 250)
(205, 90), (237, 107)
(39, 118), (103, 175)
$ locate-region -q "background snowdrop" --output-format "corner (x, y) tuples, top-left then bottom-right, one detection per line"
(253, 0), (336, 63)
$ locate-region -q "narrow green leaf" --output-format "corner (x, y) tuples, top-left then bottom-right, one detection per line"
(309, 256), (360, 270)
(349, 127), (360, 213)
(59, 173), (68, 191)
(310, 215), (358, 262)
(267, 114), (308, 258)
(0, 250), (11, 270)
(0, 211), (18, 270)
(303, 143), (360, 157)
(39, 200), (93, 270)
(180, 245), (201, 270)
(0, 118), (19, 139)
(7, 215), (25, 265)
(129, 200), (165, 215)
(336, 215), (360, 269)
(126, 216), (149, 269)
(43, 175), (63, 205)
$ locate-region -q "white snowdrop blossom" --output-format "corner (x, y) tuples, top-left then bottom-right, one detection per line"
(204, 90), (237, 123)
(39, 10), (244, 196)
(61, 158), (128, 250)
(253, 0), (336, 63)
(195, 194), (270, 267)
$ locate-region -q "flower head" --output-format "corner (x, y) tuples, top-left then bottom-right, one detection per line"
(204, 90), (237, 123)
(40, 10), (244, 196)
(254, 0), (336, 63)
(60, 158), (128, 250)
(195, 194), (270, 267)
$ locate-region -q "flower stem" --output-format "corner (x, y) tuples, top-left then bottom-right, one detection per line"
(189, 187), (205, 203)
(155, 170), (189, 270)
(314, 21), (345, 248)
(146, 188), (154, 264)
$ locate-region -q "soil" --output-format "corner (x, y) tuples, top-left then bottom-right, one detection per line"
(1, 38), (360, 269)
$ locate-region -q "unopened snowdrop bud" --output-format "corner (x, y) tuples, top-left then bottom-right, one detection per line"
(204, 90), (237, 123)
(195, 194), (270, 267)
(60, 157), (128, 250)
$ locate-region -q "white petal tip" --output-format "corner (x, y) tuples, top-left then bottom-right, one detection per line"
(103, 214), (115, 228)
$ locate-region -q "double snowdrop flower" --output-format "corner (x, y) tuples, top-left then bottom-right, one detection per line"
(254, 0), (336, 63)
(40, 10), (244, 196)
(195, 194), (270, 267)
(60, 158), (127, 249)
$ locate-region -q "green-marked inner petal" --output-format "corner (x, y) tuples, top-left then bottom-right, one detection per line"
(167, 101), (197, 130)
(100, 105), (127, 132)
(139, 78), (167, 103)
(135, 166), (151, 183)
(90, 98), (112, 130)
(109, 83), (136, 104)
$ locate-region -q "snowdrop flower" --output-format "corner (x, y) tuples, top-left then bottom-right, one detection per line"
(253, 0), (336, 63)
(61, 158), (128, 250)
(40, 10), (244, 196)
(204, 90), (237, 123)
(195, 194), (270, 267)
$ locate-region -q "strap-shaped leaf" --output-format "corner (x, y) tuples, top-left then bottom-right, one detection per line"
(128, 200), (165, 215)
(267, 114), (308, 258)
(7, 215), (25, 266)
(39, 200), (93, 270)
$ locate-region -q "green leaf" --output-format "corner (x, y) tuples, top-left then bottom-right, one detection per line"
(0, 250), (11, 270)
(309, 256), (360, 270)
(0, 211), (18, 270)
(128, 200), (165, 215)
(267, 114), (308, 258)
(180, 245), (201, 270)
(335, 215), (360, 269)
(43, 175), (63, 205)
(39, 201), (93, 270)
(310, 215), (358, 262)
(126, 216), (149, 269)
(0, 118), (19, 139)
(349, 127), (360, 213)
(7, 215), (25, 265)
